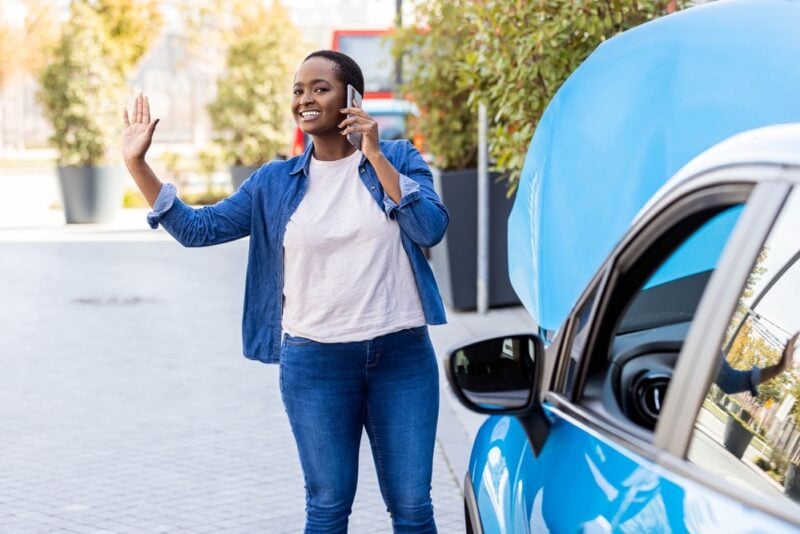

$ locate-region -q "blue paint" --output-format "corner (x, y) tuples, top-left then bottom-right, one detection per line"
(469, 411), (797, 533)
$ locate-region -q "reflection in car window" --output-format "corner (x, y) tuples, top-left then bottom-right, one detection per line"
(688, 188), (800, 509)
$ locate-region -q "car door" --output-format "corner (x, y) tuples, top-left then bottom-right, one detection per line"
(477, 174), (800, 532)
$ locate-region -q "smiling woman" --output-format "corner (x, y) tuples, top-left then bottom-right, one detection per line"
(120, 50), (449, 533)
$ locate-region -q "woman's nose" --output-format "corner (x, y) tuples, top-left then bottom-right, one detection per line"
(300, 92), (314, 105)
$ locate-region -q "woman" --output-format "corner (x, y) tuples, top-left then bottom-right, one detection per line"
(122, 50), (448, 533)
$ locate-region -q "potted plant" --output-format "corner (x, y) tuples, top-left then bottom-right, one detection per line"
(37, 2), (125, 223)
(393, 0), (518, 310)
(723, 411), (755, 460)
(37, 0), (162, 223)
(207, 1), (303, 190)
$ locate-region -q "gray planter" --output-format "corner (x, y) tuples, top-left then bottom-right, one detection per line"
(723, 416), (754, 460)
(429, 167), (520, 310)
(230, 165), (260, 191)
(57, 165), (124, 224)
(784, 463), (800, 502)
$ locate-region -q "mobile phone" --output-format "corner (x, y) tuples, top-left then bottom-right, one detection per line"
(346, 84), (363, 151)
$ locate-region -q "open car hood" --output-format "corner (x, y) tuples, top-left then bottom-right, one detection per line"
(509, 0), (800, 333)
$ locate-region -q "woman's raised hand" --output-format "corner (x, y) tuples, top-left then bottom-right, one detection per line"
(122, 93), (159, 163)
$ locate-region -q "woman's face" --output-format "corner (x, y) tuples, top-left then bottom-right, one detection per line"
(292, 57), (346, 137)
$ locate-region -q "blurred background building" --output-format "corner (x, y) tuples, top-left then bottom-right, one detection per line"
(0, 0), (399, 156)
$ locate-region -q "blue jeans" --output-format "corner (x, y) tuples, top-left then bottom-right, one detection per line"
(279, 326), (439, 533)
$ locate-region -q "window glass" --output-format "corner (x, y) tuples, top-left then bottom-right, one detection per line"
(578, 203), (744, 432)
(688, 188), (800, 507)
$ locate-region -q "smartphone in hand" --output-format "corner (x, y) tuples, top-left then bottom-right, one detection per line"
(346, 84), (363, 151)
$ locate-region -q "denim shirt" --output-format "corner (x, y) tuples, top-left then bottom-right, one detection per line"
(147, 139), (449, 364)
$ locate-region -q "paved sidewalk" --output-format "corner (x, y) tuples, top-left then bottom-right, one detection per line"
(0, 209), (536, 533)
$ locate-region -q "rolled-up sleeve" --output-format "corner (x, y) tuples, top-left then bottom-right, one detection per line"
(144, 176), (254, 247)
(382, 141), (449, 248)
(147, 182), (178, 229)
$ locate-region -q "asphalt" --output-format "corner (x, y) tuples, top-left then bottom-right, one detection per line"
(0, 204), (536, 534)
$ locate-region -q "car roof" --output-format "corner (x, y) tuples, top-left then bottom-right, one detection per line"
(508, 0), (800, 332)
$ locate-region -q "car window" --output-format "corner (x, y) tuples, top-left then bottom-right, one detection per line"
(577, 201), (745, 433)
(688, 188), (800, 509)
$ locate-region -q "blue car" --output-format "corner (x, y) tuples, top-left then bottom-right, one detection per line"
(446, 2), (800, 532)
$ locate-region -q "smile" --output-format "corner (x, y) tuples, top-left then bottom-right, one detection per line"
(299, 110), (320, 120)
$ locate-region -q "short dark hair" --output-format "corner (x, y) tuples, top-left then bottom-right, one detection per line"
(303, 50), (364, 97)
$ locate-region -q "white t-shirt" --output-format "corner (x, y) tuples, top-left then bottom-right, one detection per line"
(281, 150), (426, 342)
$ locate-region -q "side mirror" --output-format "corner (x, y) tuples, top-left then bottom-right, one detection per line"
(446, 334), (544, 415)
(446, 333), (550, 455)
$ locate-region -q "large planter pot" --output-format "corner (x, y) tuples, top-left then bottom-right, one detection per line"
(429, 167), (520, 310)
(784, 463), (800, 502)
(723, 416), (754, 460)
(57, 165), (124, 224)
(230, 165), (260, 191)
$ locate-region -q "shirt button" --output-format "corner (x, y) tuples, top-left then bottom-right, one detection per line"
(360, 168), (365, 173)
(370, 186), (376, 191)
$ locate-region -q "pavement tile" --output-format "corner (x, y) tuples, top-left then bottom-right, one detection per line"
(0, 223), (537, 532)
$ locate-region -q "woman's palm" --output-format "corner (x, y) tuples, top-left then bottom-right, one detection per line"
(122, 94), (159, 162)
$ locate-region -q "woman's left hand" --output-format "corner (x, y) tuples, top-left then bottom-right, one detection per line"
(339, 106), (380, 159)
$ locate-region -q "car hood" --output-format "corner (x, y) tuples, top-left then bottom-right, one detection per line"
(509, 0), (800, 332)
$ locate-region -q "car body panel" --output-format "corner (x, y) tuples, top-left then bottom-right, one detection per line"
(508, 0), (800, 332)
(470, 409), (799, 534)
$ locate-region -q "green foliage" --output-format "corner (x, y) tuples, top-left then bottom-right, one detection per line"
(37, 0), (162, 166)
(469, 0), (683, 191)
(122, 188), (149, 208)
(395, 0), (682, 186)
(392, 1), (477, 170)
(207, 1), (304, 166)
(37, 1), (124, 166)
(182, 189), (230, 206)
(88, 0), (163, 77)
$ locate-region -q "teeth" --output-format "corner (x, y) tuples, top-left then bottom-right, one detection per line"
(300, 111), (319, 118)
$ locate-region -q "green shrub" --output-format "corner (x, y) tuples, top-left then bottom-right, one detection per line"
(37, 0), (163, 167)
(395, 1), (682, 188)
(474, 1), (684, 191)
(392, 1), (477, 170)
(123, 188), (150, 208)
(207, 2), (304, 167)
(37, 2), (124, 166)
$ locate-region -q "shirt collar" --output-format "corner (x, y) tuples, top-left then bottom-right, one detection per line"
(289, 142), (315, 177)
(290, 142), (369, 176)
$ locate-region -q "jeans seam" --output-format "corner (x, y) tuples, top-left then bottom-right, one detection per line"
(365, 402), (392, 513)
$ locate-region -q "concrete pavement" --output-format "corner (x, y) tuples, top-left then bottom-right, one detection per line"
(0, 206), (536, 533)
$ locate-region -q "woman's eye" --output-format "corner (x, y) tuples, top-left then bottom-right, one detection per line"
(314, 87), (328, 93)
(292, 90), (302, 96)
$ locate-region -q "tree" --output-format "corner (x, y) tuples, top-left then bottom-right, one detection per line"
(87, 0), (163, 78)
(392, 0), (478, 170)
(37, 1), (125, 165)
(207, 1), (305, 166)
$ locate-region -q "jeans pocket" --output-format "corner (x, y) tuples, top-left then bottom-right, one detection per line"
(284, 333), (315, 346)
